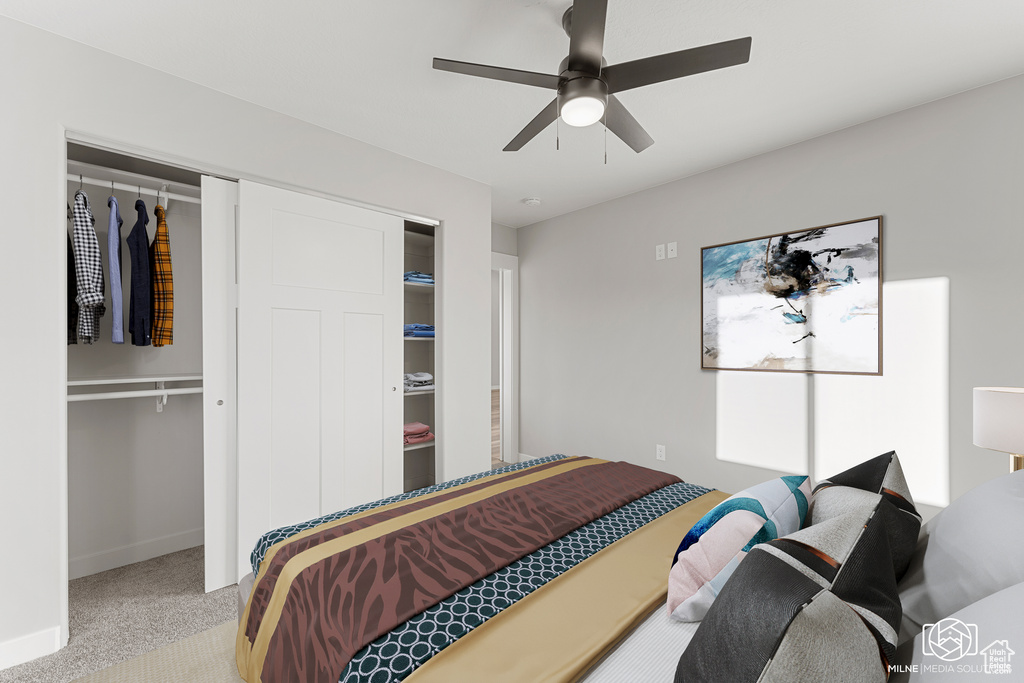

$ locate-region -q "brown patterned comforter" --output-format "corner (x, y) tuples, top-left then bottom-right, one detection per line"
(236, 456), (681, 683)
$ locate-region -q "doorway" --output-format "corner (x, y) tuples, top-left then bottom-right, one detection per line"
(491, 253), (519, 467)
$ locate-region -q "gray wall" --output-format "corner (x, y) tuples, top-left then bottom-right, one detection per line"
(491, 222), (518, 256)
(517, 74), (1024, 509)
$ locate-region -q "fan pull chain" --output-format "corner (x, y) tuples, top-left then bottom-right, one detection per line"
(603, 115), (608, 165)
(556, 116), (560, 151)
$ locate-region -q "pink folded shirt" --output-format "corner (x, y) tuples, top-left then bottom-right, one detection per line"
(403, 422), (430, 436)
(403, 421), (435, 445)
(404, 431), (435, 445)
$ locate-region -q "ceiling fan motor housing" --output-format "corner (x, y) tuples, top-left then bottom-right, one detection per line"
(558, 76), (608, 109)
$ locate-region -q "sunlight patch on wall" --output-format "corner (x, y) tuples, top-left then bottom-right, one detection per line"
(715, 371), (809, 475)
(714, 278), (949, 507)
(814, 277), (949, 506)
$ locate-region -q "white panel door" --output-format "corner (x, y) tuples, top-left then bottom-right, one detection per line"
(236, 180), (403, 577)
(200, 176), (239, 590)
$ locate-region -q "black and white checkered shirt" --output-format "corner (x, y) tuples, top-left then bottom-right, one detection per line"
(72, 190), (105, 344)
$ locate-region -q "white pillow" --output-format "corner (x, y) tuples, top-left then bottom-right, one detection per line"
(890, 581), (1024, 682)
(898, 470), (1024, 640)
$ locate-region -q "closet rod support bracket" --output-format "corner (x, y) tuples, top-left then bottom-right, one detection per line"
(155, 381), (168, 413)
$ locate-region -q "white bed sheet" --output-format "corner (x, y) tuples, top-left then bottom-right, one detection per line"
(581, 604), (699, 682)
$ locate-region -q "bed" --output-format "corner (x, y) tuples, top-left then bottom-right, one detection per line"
(235, 455), (726, 682)
(236, 452), (1024, 683)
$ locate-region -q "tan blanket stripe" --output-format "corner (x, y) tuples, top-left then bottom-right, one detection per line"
(405, 489), (731, 683)
(238, 457), (604, 681)
(243, 456), (589, 642)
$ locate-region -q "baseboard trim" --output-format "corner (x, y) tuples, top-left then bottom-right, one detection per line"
(0, 625), (60, 671)
(69, 528), (204, 580)
(519, 453), (535, 461)
(404, 475), (435, 492)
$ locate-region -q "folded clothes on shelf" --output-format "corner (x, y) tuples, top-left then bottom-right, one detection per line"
(403, 421), (435, 445)
(404, 372), (434, 392)
(404, 323), (435, 337)
(403, 271), (434, 285)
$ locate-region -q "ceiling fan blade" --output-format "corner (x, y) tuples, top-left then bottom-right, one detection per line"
(604, 95), (654, 153)
(433, 58), (560, 90)
(603, 36), (752, 93)
(566, 0), (608, 74)
(504, 99), (559, 151)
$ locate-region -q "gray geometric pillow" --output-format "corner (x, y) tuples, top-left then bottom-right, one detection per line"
(809, 451), (922, 580)
(676, 453), (921, 682)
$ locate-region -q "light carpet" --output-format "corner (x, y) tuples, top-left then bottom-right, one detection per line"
(73, 621), (239, 683)
(0, 546), (237, 683)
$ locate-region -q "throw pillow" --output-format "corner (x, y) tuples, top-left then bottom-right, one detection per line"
(809, 450), (921, 580)
(676, 504), (900, 682)
(677, 452), (924, 682)
(898, 469), (1024, 639)
(667, 475), (810, 622)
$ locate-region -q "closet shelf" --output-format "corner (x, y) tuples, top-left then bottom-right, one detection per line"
(404, 441), (435, 452)
(67, 374), (203, 387)
(404, 282), (434, 291)
(404, 389), (435, 396)
(404, 337), (434, 342)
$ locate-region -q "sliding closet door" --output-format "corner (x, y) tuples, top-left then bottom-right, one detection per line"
(236, 180), (403, 577)
(201, 176), (239, 591)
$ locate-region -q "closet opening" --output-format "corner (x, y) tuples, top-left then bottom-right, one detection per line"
(403, 221), (438, 491)
(64, 140), (237, 659)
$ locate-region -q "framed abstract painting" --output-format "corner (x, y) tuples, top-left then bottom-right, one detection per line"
(701, 216), (882, 375)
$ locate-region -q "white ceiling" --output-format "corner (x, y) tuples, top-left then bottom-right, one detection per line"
(4, 1), (1024, 227)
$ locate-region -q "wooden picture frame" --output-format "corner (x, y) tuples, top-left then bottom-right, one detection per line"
(701, 216), (882, 375)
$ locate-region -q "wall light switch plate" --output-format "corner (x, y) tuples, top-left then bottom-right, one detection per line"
(656, 244), (666, 261)
(667, 242), (678, 259)
(656, 444), (666, 461)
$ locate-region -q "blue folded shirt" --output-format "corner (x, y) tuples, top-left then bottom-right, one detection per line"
(404, 270), (435, 284)
(404, 323), (435, 337)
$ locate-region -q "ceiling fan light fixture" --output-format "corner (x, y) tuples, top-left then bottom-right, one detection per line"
(560, 96), (605, 127)
(558, 76), (608, 127)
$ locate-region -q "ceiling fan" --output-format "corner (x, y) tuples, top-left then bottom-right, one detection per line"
(433, 0), (751, 153)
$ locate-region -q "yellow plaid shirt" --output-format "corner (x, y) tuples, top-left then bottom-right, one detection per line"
(150, 205), (173, 347)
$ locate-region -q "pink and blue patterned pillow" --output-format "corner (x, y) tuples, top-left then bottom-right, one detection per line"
(667, 475), (810, 622)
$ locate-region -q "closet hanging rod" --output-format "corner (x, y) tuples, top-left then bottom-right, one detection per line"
(67, 173), (201, 205)
(66, 387), (204, 402)
(67, 374), (203, 387)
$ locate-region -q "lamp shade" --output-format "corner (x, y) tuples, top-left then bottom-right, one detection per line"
(973, 387), (1024, 454)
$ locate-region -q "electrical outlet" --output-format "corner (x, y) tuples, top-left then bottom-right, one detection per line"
(667, 242), (678, 258)
(656, 244), (666, 260)
(656, 444), (666, 461)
